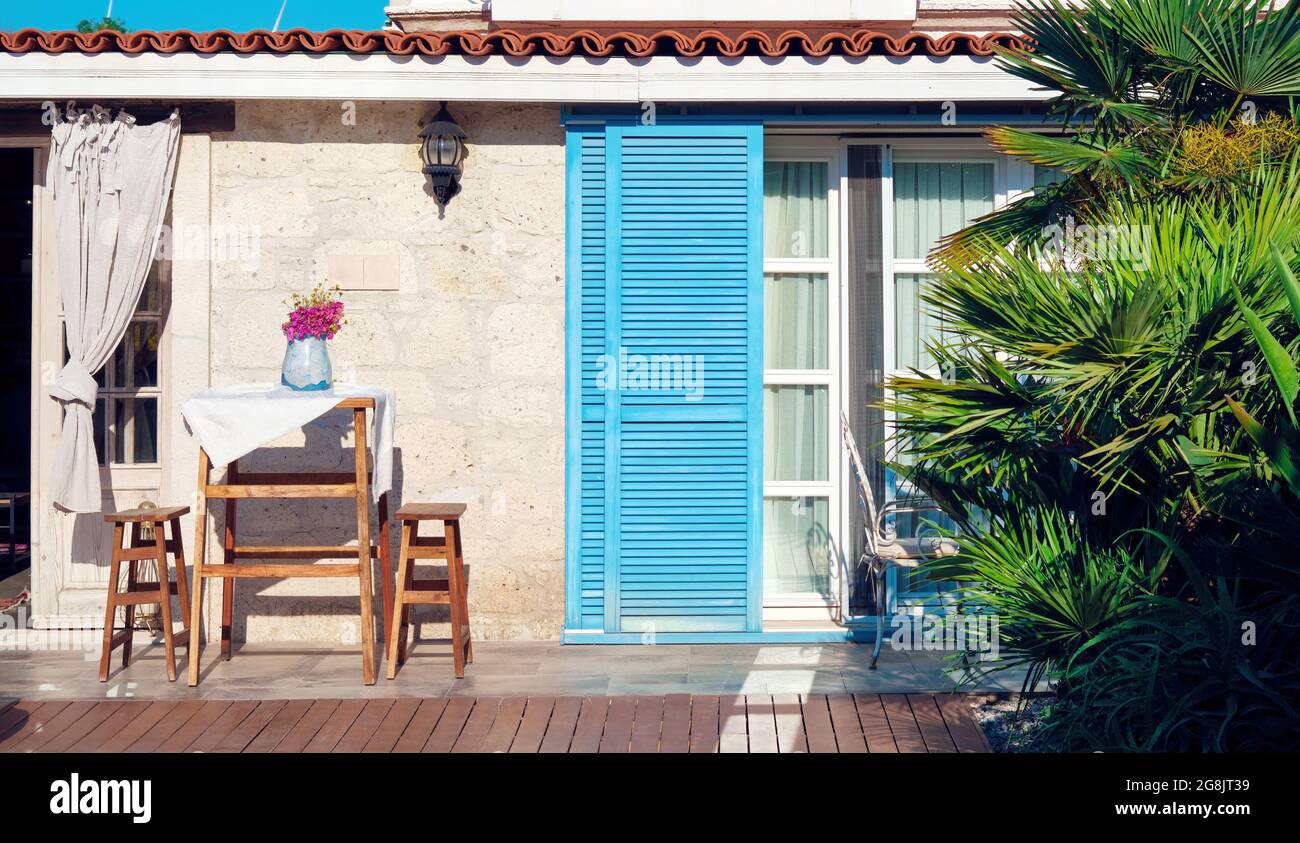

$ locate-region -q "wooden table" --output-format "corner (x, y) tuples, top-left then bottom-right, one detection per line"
(186, 397), (392, 686)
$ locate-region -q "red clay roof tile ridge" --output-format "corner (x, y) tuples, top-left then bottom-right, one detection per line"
(1, 27), (1028, 58)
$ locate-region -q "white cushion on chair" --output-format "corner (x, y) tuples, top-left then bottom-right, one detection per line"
(875, 536), (959, 561)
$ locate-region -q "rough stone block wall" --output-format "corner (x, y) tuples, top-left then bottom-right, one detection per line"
(204, 100), (566, 643)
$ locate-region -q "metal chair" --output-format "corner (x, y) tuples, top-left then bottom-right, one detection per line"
(840, 413), (958, 668)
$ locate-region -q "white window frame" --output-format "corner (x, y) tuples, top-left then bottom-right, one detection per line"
(91, 262), (168, 472)
(761, 137), (843, 615)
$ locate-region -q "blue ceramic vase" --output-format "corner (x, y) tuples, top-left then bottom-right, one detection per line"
(280, 335), (333, 391)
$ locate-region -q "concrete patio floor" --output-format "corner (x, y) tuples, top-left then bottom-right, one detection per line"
(0, 638), (1026, 701)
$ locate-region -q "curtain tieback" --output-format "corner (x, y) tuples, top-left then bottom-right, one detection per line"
(49, 360), (99, 408)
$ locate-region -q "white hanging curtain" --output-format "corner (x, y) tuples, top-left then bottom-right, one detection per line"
(47, 105), (181, 513)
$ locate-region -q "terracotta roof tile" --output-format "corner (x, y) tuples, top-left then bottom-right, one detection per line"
(1, 28), (1027, 59)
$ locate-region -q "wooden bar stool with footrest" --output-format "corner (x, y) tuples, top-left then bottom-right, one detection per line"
(99, 506), (192, 682)
(387, 503), (472, 679)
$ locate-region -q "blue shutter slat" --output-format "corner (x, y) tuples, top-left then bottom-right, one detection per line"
(566, 126), (608, 629)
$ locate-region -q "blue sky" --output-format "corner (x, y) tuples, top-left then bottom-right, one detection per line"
(0, 1), (385, 32)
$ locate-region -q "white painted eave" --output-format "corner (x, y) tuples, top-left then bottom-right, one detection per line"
(486, 0), (920, 23)
(0, 51), (1051, 104)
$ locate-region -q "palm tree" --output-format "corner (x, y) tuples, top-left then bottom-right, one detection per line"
(885, 0), (1300, 746)
(941, 0), (1300, 262)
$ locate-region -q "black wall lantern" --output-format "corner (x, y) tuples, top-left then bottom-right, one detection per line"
(419, 101), (468, 210)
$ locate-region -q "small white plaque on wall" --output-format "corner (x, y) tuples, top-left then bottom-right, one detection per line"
(328, 254), (400, 291)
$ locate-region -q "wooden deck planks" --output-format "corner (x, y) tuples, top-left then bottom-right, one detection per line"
(744, 695), (778, 753)
(39, 701), (121, 753)
(801, 694), (840, 754)
(96, 701), (178, 754)
(0, 700), (74, 750)
(303, 699), (366, 753)
(879, 693), (924, 752)
(423, 696), (473, 752)
(907, 693), (958, 754)
(478, 697), (526, 753)
(0, 693), (989, 754)
(537, 696), (582, 754)
(361, 698), (422, 754)
(0, 699), (56, 744)
(333, 699), (394, 753)
(216, 700), (288, 753)
(688, 695), (719, 754)
(157, 701), (233, 752)
(568, 696), (608, 754)
(273, 699), (339, 753)
(598, 695), (636, 753)
(72, 700), (152, 752)
(934, 694), (991, 753)
(772, 693), (807, 753)
(245, 699), (315, 753)
(629, 695), (664, 754)
(508, 696), (554, 754)
(718, 694), (749, 753)
(126, 699), (205, 753)
(450, 697), (500, 753)
(391, 698), (447, 753)
(186, 700), (259, 753)
(659, 694), (691, 753)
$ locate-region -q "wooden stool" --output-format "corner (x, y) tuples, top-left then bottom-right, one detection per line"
(387, 503), (472, 679)
(99, 506), (192, 683)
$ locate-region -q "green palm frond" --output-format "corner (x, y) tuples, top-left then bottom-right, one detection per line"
(998, 0), (1160, 133)
(987, 126), (1159, 185)
(1185, 0), (1300, 101)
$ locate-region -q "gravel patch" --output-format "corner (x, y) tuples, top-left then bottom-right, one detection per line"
(971, 696), (1052, 753)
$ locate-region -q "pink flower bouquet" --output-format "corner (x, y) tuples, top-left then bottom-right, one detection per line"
(281, 283), (346, 341)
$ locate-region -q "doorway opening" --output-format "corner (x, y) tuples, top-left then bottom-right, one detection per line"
(0, 146), (34, 583)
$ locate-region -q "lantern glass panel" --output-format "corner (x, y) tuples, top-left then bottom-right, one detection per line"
(438, 136), (459, 166)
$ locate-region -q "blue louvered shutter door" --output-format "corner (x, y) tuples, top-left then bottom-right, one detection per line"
(606, 122), (763, 634)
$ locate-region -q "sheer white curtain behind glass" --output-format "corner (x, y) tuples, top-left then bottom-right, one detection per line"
(764, 161), (828, 259)
(764, 273), (827, 369)
(764, 385), (828, 481)
(893, 162), (993, 371)
(47, 106), (180, 512)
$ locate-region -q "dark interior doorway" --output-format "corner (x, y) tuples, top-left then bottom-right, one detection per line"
(0, 147), (33, 575)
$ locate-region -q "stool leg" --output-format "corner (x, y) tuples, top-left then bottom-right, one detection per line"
(99, 523), (125, 682)
(378, 492), (393, 648)
(445, 518), (469, 678)
(169, 517), (192, 643)
(398, 521), (417, 665)
(221, 463), (238, 660)
(352, 409), (377, 685)
(453, 518), (472, 666)
(122, 523), (142, 668)
(387, 520), (414, 680)
(154, 524), (178, 682)
(187, 448), (210, 687)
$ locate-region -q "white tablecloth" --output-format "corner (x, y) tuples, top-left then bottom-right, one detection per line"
(180, 383), (395, 503)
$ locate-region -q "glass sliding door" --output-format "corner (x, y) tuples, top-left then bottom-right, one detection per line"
(762, 141), (840, 613)
(885, 149), (1000, 602)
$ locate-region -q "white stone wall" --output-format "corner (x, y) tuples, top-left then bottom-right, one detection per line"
(197, 100), (566, 643)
